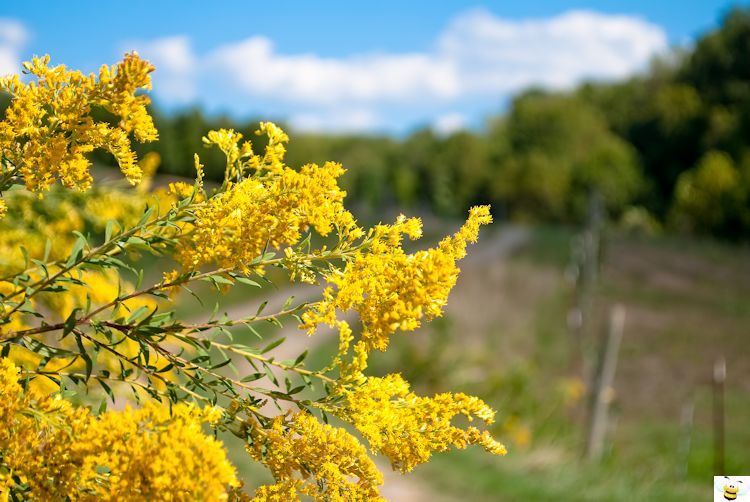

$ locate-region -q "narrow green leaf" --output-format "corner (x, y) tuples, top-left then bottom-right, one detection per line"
(235, 276), (261, 288)
(66, 234), (87, 267)
(240, 372), (264, 382)
(62, 308), (80, 338)
(211, 358), (232, 370)
(261, 337), (285, 354)
(294, 351), (307, 366)
(104, 219), (115, 243)
(126, 306), (148, 324)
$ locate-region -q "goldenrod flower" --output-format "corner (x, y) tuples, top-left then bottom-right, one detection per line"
(178, 125), (356, 272)
(0, 53), (157, 196)
(337, 372), (506, 473)
(247, 411), (384, 501)
(303, 206), (492, 351)
(0, 359), (238, 500)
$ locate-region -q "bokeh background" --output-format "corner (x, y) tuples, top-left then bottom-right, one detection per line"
(3, 1), (750, 499)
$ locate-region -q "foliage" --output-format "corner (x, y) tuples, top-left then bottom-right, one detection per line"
(0, 55), (504, 501)
(671, 150), (747, 234)
(488, 93), (642, 221)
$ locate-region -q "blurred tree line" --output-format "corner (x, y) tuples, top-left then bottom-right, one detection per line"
(3, 8), (749, 238)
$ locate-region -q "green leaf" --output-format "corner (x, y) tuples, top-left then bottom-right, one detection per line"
(125, 236), (150, 250)
(235, 276), (261, 288)
(43, 238), (52, 262)
(240, 372), (264, 382)
(200, 274), (234, 286)
(98, 379), (114, 402)
(73, 334), (93, 381)
(282, 295), (295, 310)
(294, 350), (308, 366)
(63, 308), (80, 338)
(137, 206), (155, 226)
(264, 365), (278, 386)
(125, 306), (148, 324)
(104, 219), (115, 243)
(211, 358), (232, 370)
(66, 234), (87, 268)
(19, 246), (29, 269)
(261, 337), (285, 354)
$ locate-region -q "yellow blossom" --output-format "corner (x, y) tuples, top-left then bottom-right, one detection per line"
(136, 151), (161, 193)
(303, 206), (492, 351)
(0, 359), (238, 501)
(204, 405), (224, 425)
(0, 53), (157, 195)
(247, 412), (383, 501)
(177, 125), (356, 272)
(336, 372), (506, 473)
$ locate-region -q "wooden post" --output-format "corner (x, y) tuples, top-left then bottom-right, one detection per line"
(677, 398), (695, 478)
(585, 304), (626, 461)
(713, 358), (726, 474)
(568, 190), (603, 380)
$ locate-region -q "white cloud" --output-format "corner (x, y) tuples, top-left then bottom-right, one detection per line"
(289, 108), (381, 133)
(127, 36), (197, 103)
(207, 37), (459, 104)
(0, 18), (28, 76)
(132, 9), (668, 131)
(433, 113), (467, 136)
(203, 9), (666, 106)
(440, 9), (668, 92)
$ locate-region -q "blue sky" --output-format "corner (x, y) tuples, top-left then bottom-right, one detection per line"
(0, 1), (744, 134)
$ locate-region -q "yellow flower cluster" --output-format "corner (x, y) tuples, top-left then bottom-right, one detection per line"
(303, 206), (493, 351)
(178, 125), (356, 271)
(0, 148), (162, 270)
(0, 359), (238, 501)
(0, 53), (157, 194)
(247, 412), (383, 501)
(338, 372), (506, 473)
(252, 122), (290, 173)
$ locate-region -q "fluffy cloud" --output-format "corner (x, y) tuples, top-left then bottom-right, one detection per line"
(203, 9), (666, 106)
(126, 36), (197, 103)
(209, 37), (459, 104)
(433, 113), (468, 136)
(289, 108), (381, 133)
(136, 9), (668, 131)
(440, 9), (668, 92)
(0, 18), (28, 76)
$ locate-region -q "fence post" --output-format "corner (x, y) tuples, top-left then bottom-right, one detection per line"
(677, 398), (695, 478)
(585, 304), (626, 461)
(568, 190), (604, 380)
(713, 358), (726, 474)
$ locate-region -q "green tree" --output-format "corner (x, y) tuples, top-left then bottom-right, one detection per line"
(489, 93), (642, 221)
(671, 150), (745, 235)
